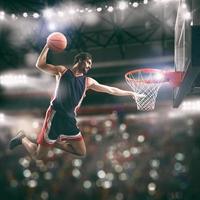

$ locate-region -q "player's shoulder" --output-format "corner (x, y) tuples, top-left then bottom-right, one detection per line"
(56, 65), (68, 77)
(86, 77), (98, 89)
(87, 77), (96, 83)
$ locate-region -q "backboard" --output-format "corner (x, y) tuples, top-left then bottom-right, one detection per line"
(173, 0), (200, 107)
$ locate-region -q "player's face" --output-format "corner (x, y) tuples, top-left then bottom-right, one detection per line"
(80, 58), (92, 74)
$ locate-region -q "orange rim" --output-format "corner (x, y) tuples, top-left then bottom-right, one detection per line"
(125, 68), (168, 84)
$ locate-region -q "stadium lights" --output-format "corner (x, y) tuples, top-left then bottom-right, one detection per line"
(0, 15), (4, 20)
(132, 2), (139, 8)
(47, 22), (57, 31)
(79, 9), (84, 13)
(184, 12), (191, 20)
(0, 11), (5, 20)
(154, 72), (165, 81)
(11, 13), (17, 20)
(118, 1), (128, 10)
(0, 74), (27, 87)
(0, 0), (177, 21)
(43, 8), (54, 19)
(57, 11), (64, 17)
(156, 0), (179, 2)
(96, 7), (103, 12)
(107, 6), (114, 12)
(33, 13), (40, 18)
(181, 100), (200, 111)
(0, 11), (5, 15)
(23, 12), (28, 18)
(0, 113), (5, 123)
(87, 9), (93, 13)
(69, 8), (76, 15)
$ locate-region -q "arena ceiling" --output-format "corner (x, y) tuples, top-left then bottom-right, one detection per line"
(0, 0), (178, 110)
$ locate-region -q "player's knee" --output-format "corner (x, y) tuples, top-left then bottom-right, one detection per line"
(76, 148), (86, 158)
(77, 152), (86, 158)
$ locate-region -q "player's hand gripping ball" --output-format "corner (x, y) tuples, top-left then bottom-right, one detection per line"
(47, 32), (67, 52)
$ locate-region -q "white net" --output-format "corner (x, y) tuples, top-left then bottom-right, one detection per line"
(126, 70), (163, 111)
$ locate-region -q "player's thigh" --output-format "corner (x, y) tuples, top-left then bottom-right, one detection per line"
(36, 144), (52, 159)
(68, 139), (86, 155)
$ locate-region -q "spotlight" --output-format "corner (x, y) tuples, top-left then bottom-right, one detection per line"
(11, 13), (17, 20)
(96, 7), (102, 12)
(107, 6), (114, 12)
(154, 72), (165, 81)
(69, 9), (76, 15)
(57, 11), (64, 17)
(0, 113), (5, 122)
(118, 1), (128, 10)
(0, 74), (27, 87)
(0, 11), (5, 20)
(33, 13), (40, 18)
(79, 9), (84, 13)
(0, 11), (5, 16)
(132, 2), (139, 7)
(87, 9), (93, 13)
(181, 3), (187, 9)
(144, 0), (148, 4)
(48, 22), (57, 31)
(0, 15), (5, 20)
(23, 12), (28, 18)
(43, 8), (54, 19)
(184, 12), (191, 20)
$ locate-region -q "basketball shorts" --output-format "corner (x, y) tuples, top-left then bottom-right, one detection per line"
(37, 106), (83, 146)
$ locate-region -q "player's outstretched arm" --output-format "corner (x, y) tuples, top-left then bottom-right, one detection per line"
(87, 78), (144, 99)
(36, 44), (66, 75)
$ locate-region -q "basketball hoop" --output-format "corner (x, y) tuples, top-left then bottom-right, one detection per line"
(125, 68), (170, 111)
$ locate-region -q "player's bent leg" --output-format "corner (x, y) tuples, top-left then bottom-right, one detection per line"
(55, 139), (86, 157)
(34, 144), (52, 160)
(9, 130), (39, 160)
(67, 139), (87, 157)
(21, 137), (37, 158)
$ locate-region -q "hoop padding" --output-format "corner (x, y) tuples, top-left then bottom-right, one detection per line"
(125, 68), (166, 111)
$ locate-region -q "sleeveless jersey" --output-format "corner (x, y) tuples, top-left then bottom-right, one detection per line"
(51, 69), (87, 117)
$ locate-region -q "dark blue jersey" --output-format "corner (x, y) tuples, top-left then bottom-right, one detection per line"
(51, 69), (87, 117)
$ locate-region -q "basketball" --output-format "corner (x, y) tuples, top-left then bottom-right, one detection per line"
(47, 32), (67, 52)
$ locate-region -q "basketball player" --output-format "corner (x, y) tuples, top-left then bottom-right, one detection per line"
(9, 44), (144, 160)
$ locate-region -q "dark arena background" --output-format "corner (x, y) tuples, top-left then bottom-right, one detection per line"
(1, 0), (200, 200)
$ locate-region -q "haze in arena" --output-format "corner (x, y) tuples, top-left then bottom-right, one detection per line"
(0, 0), (200, 200)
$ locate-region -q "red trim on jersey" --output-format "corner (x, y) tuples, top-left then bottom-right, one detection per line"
(37, 107), (54, 146)
(37, 106), (83, 146)
(60, 136), (83, 142)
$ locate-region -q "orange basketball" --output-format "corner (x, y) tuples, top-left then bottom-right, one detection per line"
(47, 32), (67, 52)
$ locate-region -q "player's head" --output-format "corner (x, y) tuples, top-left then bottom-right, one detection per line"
(74, 52), (93, 74)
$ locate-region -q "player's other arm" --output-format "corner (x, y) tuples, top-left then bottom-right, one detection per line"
(87, 78), (143, 99)
(36, 44), (66, 75)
